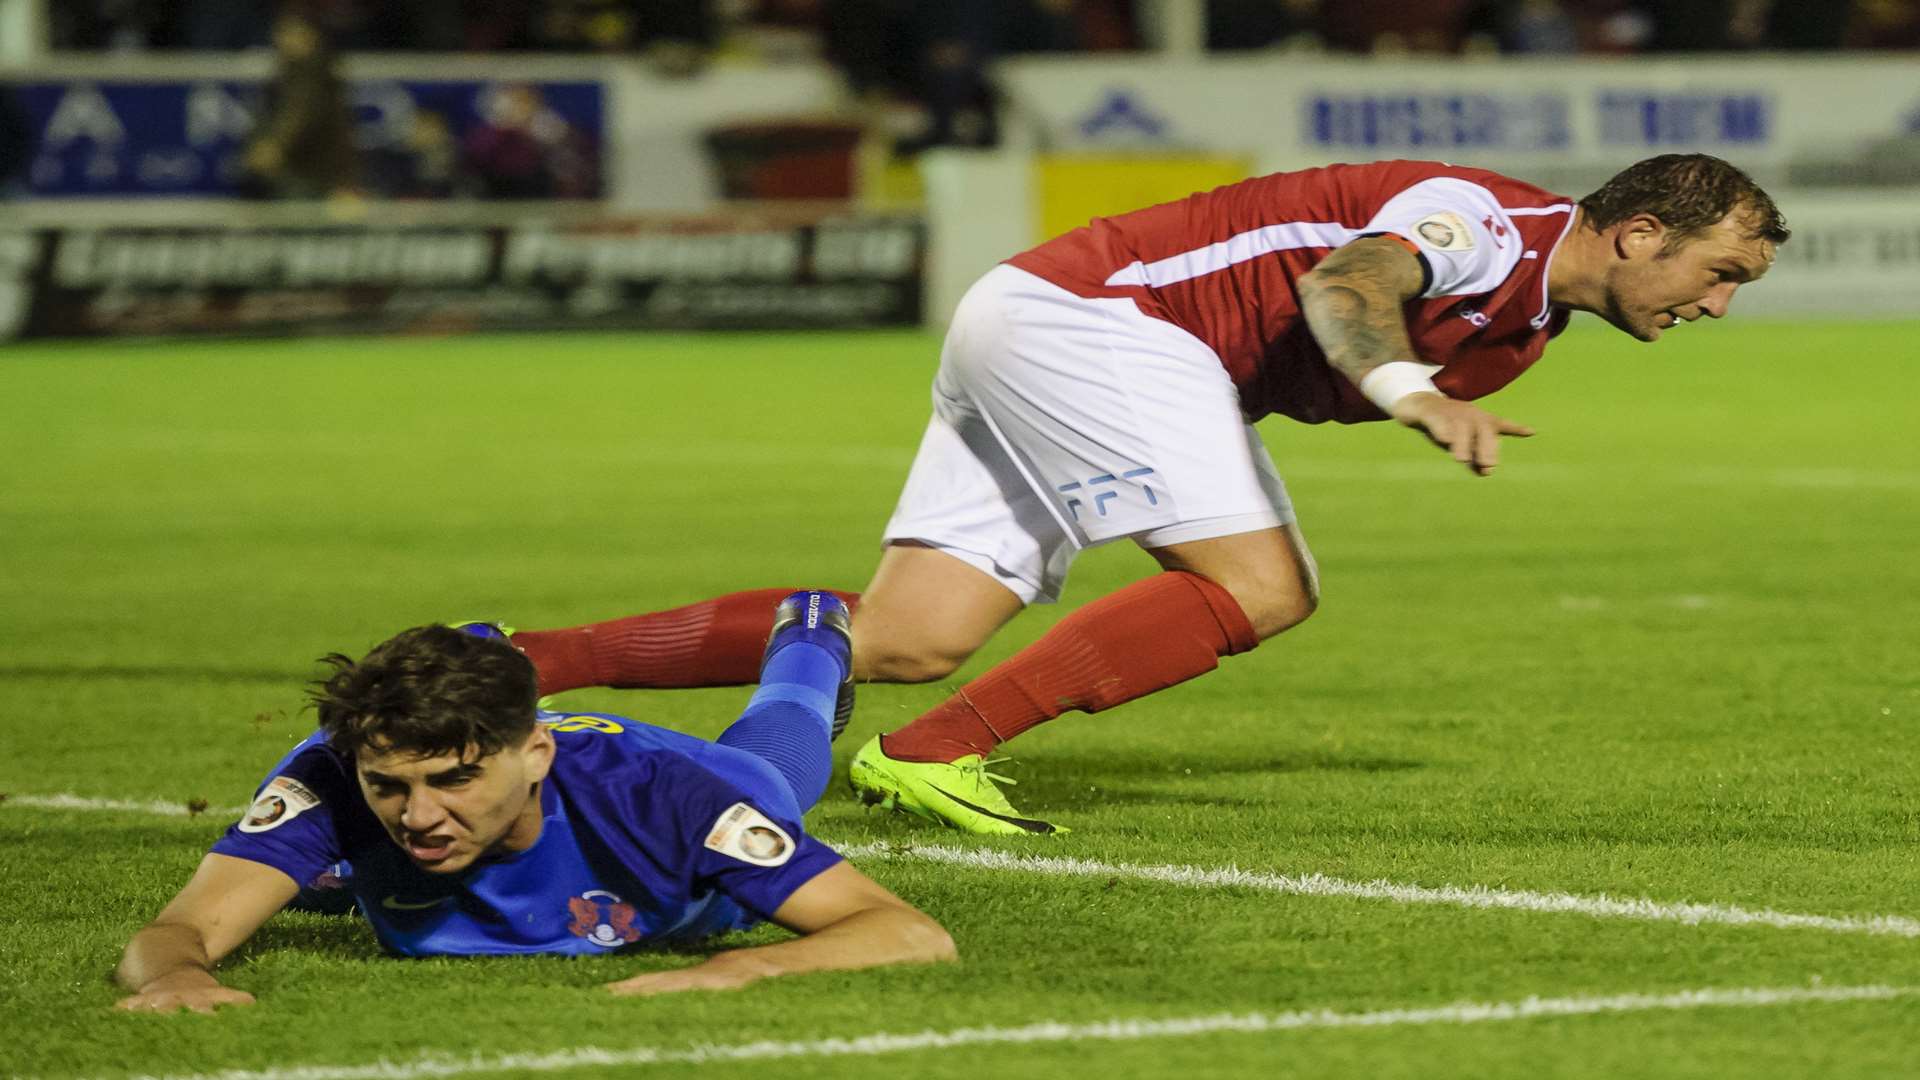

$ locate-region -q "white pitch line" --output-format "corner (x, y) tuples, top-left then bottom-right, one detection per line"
(839, 842), (1920, 939)
(117, 984), (1917, 1080)
(9, 794), (1918, 939)
(1, 793), (247, 817)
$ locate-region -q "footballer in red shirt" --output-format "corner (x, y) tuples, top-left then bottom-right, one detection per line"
(510, 154), (1787, 835)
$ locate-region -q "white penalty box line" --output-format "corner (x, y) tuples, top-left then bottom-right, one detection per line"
(8, 792), (1919, 939)
(119, 984), (1918, 1080)
(841, 842), (1920, 939)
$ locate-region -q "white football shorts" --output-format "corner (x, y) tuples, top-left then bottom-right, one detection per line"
(883, 264), (1296, 604)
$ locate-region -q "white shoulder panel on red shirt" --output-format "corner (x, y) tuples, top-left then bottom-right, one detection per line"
(1362, 177), (1534, 299)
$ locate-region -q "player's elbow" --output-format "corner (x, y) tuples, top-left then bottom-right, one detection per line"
(901, 910), (958, 965)
(866, 899), (957, 965)
(832, 902), (956, 968)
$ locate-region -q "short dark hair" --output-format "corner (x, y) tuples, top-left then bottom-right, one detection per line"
(1579, 154), (1790, 249)
(310, 625), (538, 761)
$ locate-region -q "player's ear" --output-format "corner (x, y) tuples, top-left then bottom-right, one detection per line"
(521, 723), (557, 783)
(1617, 213), (1665, 260)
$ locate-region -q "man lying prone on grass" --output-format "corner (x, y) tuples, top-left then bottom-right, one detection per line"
(115, 592), (954, 1012)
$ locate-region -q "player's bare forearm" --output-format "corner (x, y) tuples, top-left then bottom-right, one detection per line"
(114, 855), (294, 1012)
(116, 921), (215, 992)
(735, 902), (954, 975)
(114, 922), (257, 1013)
(1297, 236), (1426, 387)
(605, 904), (956, 996)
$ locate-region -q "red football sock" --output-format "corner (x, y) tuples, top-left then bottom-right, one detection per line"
(881, 571), (1257, 763)
(510, 588), (860, 695)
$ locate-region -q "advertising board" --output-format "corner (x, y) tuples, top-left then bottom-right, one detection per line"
(4, 78), (604, 199)
(0, 214), (924, 340)
(997, 54), (1920, 184)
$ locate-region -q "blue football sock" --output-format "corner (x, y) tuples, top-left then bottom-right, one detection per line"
(715, 639), (843, 812)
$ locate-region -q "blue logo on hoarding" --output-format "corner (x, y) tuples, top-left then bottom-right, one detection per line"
(1306, 94), (1570, 151)
(1078, 90), (1169, 141)
(11, 79), (604, 198)
(1596, 92), (1770, 146)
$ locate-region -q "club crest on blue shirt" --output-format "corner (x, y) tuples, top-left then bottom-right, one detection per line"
(703, 802), (795, 867)
(238, 775), (321, 833)
(566, 890), (643, 947)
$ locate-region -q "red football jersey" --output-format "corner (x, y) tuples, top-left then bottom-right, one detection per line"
(1005, 160), (1576, 424)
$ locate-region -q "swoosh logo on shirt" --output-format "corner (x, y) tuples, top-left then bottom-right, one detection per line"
(381, 895), (451, 911)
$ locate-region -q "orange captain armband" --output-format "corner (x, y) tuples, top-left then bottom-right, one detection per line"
(1356, 231), (1434, 296)
(1377, 232), (1423, 259)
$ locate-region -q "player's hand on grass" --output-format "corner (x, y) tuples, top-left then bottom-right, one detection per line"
(604, 963), (764, 997)
(115, 971), (255, 1014)
(1389, 392), (1533, 476)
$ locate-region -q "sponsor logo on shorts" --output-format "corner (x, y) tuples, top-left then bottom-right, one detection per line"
(704, 802), (797, 867)
(238, 775), (321, 833)
(1056, 466), (1160, 523)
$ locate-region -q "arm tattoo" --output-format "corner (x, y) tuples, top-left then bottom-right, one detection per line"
(1297, 237), (1427, 386)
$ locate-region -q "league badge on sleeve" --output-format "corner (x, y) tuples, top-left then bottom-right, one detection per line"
(703, 802), (795, 867)
(238, 775), (322, 833)
(1411, 211), (1476, 252)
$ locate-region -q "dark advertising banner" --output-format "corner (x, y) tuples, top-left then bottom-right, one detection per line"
(4, 79), (603, 198)
(0, 216), (924, 340)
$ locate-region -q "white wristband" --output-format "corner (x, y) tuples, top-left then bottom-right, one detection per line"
(1358, 361), (1444, 412)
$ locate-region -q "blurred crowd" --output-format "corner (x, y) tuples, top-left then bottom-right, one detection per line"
(50, 0), (1920, 56)
(239, 13), (602, 201)
(1214, 0), (1920, 53)
(54, 1), (728, 62)
(14, 0), (1916, 201)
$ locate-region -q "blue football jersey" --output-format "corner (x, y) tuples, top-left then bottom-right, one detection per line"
(210, 710), (843, 956)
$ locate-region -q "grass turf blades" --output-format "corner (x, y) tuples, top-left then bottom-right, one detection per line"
(1, 321), (1917, 1078)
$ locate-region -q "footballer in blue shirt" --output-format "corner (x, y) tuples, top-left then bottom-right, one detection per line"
(114, 592), (955, 1013)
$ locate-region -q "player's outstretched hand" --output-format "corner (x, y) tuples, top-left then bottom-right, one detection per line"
(605, 963), (763, 997)
(114, 983), (256, 1014)
(1389, 392), (1533, 476)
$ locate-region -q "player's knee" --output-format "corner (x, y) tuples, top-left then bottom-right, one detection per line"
(853, 640), (970, 684)
(1224, 571), (1319, 641)
(1241, 592), (1315, 640)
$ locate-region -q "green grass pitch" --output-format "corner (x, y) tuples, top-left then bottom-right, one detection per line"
(2, 319), (1917, 1079)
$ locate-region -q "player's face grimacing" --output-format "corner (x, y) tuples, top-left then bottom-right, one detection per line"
(355, 727), (557, 874)
(1600, 209), (1775, 343)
